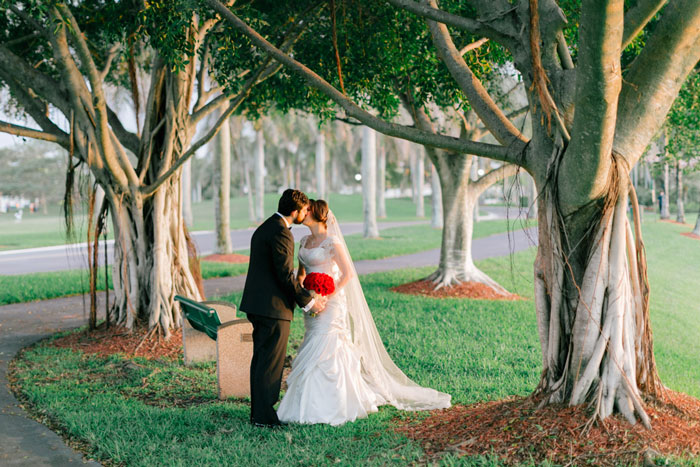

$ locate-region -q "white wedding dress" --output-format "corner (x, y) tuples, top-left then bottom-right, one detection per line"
(277, 217), (451, 426)
(277, 236), (380, 425)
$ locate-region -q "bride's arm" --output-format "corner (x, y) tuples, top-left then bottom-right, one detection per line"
(297, 236), (308, 284)
(297, 263), (306, 284)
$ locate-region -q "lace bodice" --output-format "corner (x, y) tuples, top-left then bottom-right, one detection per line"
(298, 235), (341, 281)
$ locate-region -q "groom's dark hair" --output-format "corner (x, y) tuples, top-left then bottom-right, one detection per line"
(278, 189), (309, 215)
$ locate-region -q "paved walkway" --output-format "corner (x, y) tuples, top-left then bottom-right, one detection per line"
(0, 227), (537, 466)
(0, 220), (428, 275)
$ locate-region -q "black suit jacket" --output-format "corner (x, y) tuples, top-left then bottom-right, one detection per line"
(240, 214), (312, 321)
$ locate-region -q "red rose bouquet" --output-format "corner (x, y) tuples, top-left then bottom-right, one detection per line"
(303, 272), (336, 296)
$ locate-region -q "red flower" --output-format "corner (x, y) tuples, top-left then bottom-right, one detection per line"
(303, 272), (336, 296)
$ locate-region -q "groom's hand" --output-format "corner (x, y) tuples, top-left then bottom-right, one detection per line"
(310, 296), (328, 314)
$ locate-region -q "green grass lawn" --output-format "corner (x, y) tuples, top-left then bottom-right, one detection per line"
(0, 219), (523, 306)
(0, 206), (86, 251)
(0, 193), (437, 252)
(9, 218), (700, 465)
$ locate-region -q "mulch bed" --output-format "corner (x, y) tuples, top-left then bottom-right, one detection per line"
(201, 253), (249, 263)
(51, 324), (184, 360)
(660, 219), (693, 227)
(681, 232), (700, 241)
(396, 391), (700, 465)
(391, 279), (524, 301)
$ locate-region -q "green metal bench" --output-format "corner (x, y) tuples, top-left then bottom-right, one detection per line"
(175, 295), (222, 340)
(174, 295), (254, 398)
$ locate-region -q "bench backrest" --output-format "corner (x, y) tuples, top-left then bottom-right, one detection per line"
(175, 295), (221, 340)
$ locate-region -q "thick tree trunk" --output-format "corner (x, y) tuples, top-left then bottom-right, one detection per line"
(181, 159), (193, 227)
(415, 148), (425, 217)
(330, 153), (340, 193)
(675, 161), (685, 223)
(109, 186), (202, 337)
(661, 162), (670, 219)
(471, 156), (481, 224)
(692, 210), (700, 236)
(243, 154), (256, 223)
(214, 113), (232, 254)
(315, 132), (326, 199)
(100, 63), (204, 336)
(427, 153), (507, 292)
(534, 164), (661, 427)
(195, 182), (202, 203)
(430, 163), (443, 228)
(361, 126), (379, 238)
(410, 144), (417, 203)
(294, 154), (302, 190)
(254, 127), (265, 222)
(528, 174), (538, 220)
(377, 137), (387, 219)
(278, 155), (289, 188)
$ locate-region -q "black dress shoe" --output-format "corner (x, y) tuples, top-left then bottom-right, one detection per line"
(252, 421), (285, 429)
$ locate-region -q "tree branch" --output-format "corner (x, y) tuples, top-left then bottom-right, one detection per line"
(142, 93), (246, 197)
(205, 0), (521, 164)
(0, 120), (70, 146)
(459, 37), (489, 55)
(195, 31), (213, 109)
(0, 44), (70, 114)
(556, 32), (575, 70)
(472, 163), (519, 195)
(0, 70), (68, 140)
(425, 0), (528, 146)
(55, 4), (138, 188)
(622, 0), (668, 49)
(8, 5), (50, 38)
(4, 31), (41, 47)
(106, 104), (139, 154)
(476, 105), (530, 132)
(614, 0), (700, 166)
(142, 51), (273, 196)
(385, 0), (483, 34)
(99, 43), (121, 82)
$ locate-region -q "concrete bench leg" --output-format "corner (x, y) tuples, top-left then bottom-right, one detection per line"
(181, 301), (238, 366)
(216, 319), (254, 399)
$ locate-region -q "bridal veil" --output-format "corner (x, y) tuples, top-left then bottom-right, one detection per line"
(327, 211), (451, 411)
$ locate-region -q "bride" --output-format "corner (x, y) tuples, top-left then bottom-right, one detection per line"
(277, 199), (451, 426)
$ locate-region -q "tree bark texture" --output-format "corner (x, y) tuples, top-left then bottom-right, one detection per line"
(182, 159), (194, 227)
(106, 65), (204, 335)
(377, 137), (387, 219)
(315, 132), (326, 199)
(661, 162), (670, 219)
(534, 160), (661, 427)
(692, 210), (700, 236)
(254, 127), (265, 222)
(361, 126), (379, 238)
(430, 163), (443, 228)
(415, 148), (425, 217)
(214, 113), (232, 254)
(675, 160), (684, 223)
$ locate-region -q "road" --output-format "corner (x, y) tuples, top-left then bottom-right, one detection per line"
(0, 220), (426, 275)
(0, 206), (530, 276)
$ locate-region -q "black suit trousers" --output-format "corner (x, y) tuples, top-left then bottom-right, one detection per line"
(247, 313), (291, 425)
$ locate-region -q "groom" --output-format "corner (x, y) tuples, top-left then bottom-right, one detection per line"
(240, 189), (327, 428)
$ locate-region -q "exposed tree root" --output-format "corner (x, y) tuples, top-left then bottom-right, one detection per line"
(426, 264), (509, 295)
(535, 155), (661, 427)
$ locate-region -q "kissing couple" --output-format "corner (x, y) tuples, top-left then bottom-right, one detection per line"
(240, 189), (451, 428)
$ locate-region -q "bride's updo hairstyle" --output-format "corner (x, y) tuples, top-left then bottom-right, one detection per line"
(309, 199), (329, 227)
